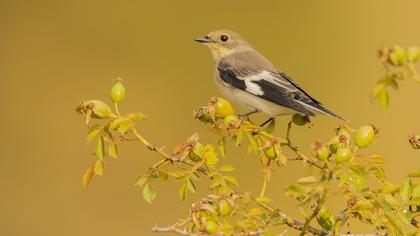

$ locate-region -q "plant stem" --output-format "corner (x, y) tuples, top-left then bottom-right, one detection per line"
(299, 191), (327, 236)
(114, 102), (121, 116)
(256, 201), (328, 236)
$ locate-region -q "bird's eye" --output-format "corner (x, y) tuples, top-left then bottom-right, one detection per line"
(220, 35), (229, 42)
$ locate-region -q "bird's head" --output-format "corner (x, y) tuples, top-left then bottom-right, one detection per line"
(195, 30), (251, 60)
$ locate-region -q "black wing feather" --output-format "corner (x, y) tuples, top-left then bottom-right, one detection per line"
(217, 61), (315, 116)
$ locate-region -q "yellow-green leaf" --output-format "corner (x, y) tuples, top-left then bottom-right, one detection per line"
(264, 118), (276, 134)
(94, 160), (104, 176)
(246, 133), (259, 155)
(86, 124), (102, 142)
(179, 184), (187, 201)
(108, 144), (118, 158)
(297, 176), (318, 184)
(187, 179), (197, 193)
(378, 89), (389, 110)
(126, 112), (146, 122)
(143, 184), (156, 204)
(82, 167), (94, 187)
(219, 165), (235, 172)
(95, 136), (105, 161)
(225, 176), (239, 187)
(409, 168), (420, 177)
(217, 138), (225, 158)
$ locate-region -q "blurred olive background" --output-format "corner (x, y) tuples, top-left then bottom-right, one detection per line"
(1, 0), (420, 235)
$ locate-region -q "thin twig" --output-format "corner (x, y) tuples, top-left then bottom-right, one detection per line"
(152, 225), (197, 236)
(256, 200), (328, 236)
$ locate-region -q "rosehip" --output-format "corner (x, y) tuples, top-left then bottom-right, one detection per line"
(110, 79), (126, 103)
(355, 125), (375, 148)
(205, 220), (218, 234)
(264, 146), (277, 160)
(316, 145), (330, 161)
(335, 147), (351, 163)
(215, 98), (234, 118)
(83, 100), (112, 119)
(292, 113), (308, 126)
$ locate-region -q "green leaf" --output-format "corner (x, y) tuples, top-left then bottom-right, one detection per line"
(219, 165), (235, 172)
(246, 133), (259, 155)
(225, 176), (239, 187)
(378, 89), (389, 110)
(203, 144), (218, 166)
(408, 168), (420, 177)
(108, 144), (119, 158)
(278, 153), (287, 166)
(134, 175), (148, 187)
(210, 178), (224, 189)
(143, 184), (156, 204)
(86, 124), (102, 142)
(400, 178), (412, 203)
(82, 166), (94, 187)
(126, 112), (146, 122)
(264, 118), (276, 134)
(382, 181), (399, 194)
(94, 160), (104, 176)
(234, 129), (244, 146)
(179, 184), (187, 201)
(95, 136), (105, 161)
(297, 176), (318, 184)
(117, 119), (133, 134)
(187, 178), (197, 193)
(217, 138), (226, 158)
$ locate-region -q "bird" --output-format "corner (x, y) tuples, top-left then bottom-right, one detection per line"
(195, 29), (344, 123)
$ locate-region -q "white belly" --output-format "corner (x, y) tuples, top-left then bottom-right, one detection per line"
(214, 75), (296, 117)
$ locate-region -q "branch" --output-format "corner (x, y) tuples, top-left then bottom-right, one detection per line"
(256, 201), (328, 236)
(152, 225), (196, 236)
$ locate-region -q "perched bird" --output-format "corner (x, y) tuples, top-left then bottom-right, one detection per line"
(195, 30), (343, 121)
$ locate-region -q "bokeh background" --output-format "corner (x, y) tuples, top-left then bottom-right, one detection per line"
(1, 0), (420, 235)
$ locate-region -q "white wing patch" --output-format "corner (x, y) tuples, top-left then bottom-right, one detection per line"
(242, 70), (297, 96)
(245, 80), (264, 95)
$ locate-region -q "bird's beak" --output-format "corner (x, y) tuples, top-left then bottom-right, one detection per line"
(194, 36), (211, 43)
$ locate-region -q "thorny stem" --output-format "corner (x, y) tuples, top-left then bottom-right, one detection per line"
(299, 191), (327, 236)
(256, 201), (328, 236)
(285, 120), (324, 170)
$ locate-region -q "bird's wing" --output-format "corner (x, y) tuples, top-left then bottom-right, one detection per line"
(217, 53), (342, 118)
